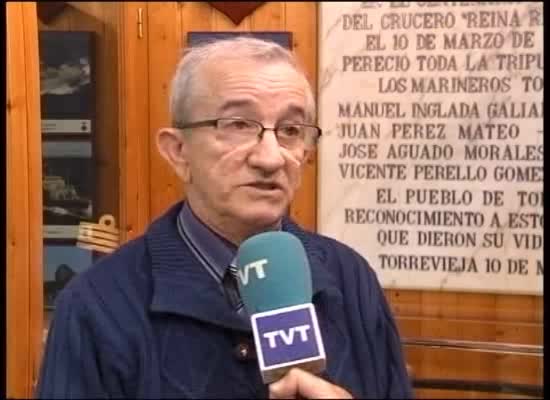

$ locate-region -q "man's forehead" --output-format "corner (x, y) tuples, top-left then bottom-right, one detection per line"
(198, 57), (309, 109)
(202, 56), (305, 87)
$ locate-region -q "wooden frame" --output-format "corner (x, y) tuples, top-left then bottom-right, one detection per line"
(118, 2), (151, 242)
(187, 31), (293, 48)
(6, 2), (44, 397)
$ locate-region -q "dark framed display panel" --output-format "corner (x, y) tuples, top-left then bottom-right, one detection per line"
(187, 31), (293, 50)
(42, 140), (94, 236)
(43, 242), (93, 308)
(39, 30), (95, 136)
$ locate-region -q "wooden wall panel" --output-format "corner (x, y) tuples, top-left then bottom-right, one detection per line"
(147, 2), (184, 221)
(283, 2), (317, 232)
(118, 2), (150, 241)
(388, 290), (543, 322)
(250, 2), (285, 30)
(390, 290), (543, 397)
(397, 317), (543, 345)
(6, 2), (43, 397)
(146, 2), (318, 232)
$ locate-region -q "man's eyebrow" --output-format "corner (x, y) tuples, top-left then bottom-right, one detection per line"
(280, 105), (306, 121)
(218, 100), (306, 120)
(218, 99), (255, 114)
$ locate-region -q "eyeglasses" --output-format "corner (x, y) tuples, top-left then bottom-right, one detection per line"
(175, 117), (322, 150)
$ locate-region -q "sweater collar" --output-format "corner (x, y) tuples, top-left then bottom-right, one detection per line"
(146, 201), (334, 332)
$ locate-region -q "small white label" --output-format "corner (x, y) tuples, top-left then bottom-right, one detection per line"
(44, 225), (80, 239)
(42, 119), (92, 134)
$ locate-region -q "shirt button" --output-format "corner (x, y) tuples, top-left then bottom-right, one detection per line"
(236, 343), (250, 360)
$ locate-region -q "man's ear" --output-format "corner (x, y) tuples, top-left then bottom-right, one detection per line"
(156, 127), (191, 183)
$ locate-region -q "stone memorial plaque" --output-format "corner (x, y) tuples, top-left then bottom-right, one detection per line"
(318, 2), (543, 295)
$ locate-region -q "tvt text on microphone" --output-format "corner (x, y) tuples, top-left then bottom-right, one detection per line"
(235, 231), (326, 384)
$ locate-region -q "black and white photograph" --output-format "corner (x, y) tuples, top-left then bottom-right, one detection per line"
(43, 140), (94, 233)
(43, 244), (93, 308)
(39, 31), (94, 134)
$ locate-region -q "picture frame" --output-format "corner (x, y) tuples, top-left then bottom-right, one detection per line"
(187, 31), (293, 50)
(43, 243), (93, 308)
(42, 140), (94, 239)
(39, 31), (95, 137)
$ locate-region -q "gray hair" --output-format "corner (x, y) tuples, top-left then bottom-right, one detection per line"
(169, 36), (316, 127)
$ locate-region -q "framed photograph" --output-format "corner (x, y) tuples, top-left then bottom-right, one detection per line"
(187, 31), (293, 50)
(39, 31), (95, 136)
(43, 140), (94, 239)
(43, 243), (93, 308)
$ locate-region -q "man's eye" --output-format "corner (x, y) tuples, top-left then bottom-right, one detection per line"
(227, 120), (253, 130)
(279, 125), (302, 136)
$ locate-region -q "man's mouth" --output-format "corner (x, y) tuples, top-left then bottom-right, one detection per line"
(245, 182), (282, 191)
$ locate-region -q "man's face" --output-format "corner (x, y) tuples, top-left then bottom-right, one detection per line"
(181, 58), (312, 235)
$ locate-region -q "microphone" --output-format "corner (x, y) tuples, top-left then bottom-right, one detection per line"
(235, 231), (326, 384)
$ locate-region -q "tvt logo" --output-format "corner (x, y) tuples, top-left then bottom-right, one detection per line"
(237, 259), (268, 286)
(253, 305), (325, 370)
(262, 325), (312, 348)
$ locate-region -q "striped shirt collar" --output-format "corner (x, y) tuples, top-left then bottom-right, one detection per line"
(176, 202), (283, 285)
(176, 202), (237, 285)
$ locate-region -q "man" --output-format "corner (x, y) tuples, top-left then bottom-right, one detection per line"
(37, 37), (413, 399)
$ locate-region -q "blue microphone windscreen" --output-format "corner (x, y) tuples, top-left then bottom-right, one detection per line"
(236, 231), (312, 314)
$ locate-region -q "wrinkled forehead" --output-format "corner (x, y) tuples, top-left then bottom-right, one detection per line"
(192, 56), (312, 116)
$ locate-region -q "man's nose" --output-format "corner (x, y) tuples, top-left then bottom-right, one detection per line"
(248, 129), (285, 172)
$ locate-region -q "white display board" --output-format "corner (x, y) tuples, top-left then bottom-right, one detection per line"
(317, 2), (543, 295)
